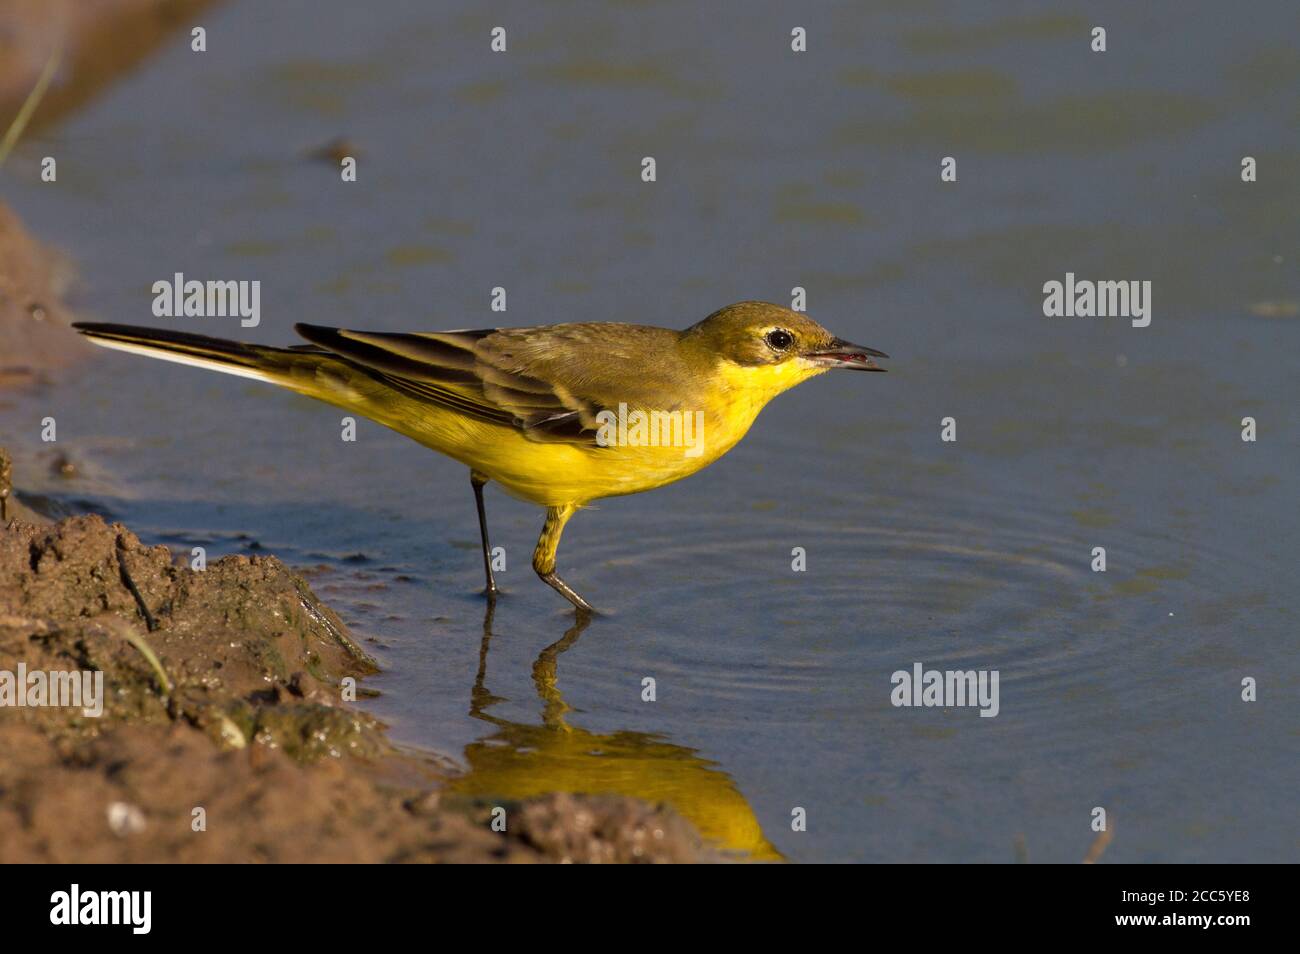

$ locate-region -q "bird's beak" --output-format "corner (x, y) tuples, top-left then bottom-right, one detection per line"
(806, 337), (889, 372)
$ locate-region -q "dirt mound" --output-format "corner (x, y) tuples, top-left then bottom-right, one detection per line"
(0, 484), (712, 862)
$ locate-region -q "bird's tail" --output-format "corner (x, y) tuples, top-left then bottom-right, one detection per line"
(71, 322), (336, 394)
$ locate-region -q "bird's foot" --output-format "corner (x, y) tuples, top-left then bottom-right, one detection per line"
(539, 571), (598, 616)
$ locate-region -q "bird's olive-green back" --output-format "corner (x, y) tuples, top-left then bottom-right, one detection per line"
(293, 300), (836, 444)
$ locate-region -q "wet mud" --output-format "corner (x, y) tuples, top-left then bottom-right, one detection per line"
(0, 459), (717, 862)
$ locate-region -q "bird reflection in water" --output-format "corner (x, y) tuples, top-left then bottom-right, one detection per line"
(445, 604), (782, 861)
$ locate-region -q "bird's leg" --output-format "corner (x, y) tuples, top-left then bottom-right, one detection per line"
(532, 503), (595, 615)
(470, 469), (498, 599)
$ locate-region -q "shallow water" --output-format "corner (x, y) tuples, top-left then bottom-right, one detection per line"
(3, 0), (1297, 861)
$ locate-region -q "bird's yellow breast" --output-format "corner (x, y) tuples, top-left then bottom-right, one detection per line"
(344, 356), (826, 507)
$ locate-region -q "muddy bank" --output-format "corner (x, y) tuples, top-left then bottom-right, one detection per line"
(0, 201), (83, 390)
(0, 0), (220, 138)
(0, 454), (713, 862)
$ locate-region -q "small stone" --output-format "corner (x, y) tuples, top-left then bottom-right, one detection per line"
(107, 801), (147, 836)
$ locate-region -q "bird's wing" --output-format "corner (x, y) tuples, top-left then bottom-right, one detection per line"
(293, 322), (683, 444)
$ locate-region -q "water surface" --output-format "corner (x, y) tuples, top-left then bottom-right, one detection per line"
(4, 0), (1297, 861)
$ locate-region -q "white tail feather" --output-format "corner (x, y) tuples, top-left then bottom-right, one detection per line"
(83, 335), (275, 384)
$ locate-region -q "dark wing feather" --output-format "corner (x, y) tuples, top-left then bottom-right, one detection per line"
(293, 323), (661, 444)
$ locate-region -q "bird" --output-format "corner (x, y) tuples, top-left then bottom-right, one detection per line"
(73, 301), (887, 614)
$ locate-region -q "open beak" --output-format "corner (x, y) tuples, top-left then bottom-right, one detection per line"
(806, 337), (889, 372)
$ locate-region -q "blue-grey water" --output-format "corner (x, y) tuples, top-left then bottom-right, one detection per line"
(2, 0), (1296, 861)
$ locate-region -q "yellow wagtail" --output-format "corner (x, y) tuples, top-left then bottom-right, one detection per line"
(73, 301), (887, 612)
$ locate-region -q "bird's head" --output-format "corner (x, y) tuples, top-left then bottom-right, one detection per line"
(683, 300), (887, 401)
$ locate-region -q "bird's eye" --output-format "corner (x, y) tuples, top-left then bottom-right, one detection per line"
(765, 329), (794, 351)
